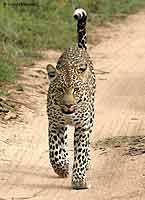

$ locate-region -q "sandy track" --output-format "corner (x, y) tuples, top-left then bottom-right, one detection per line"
(0, 11), (145, 200)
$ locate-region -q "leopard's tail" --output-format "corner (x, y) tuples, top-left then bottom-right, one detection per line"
(73, 8), (87, 50)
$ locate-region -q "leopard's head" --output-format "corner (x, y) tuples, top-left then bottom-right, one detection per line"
(47, 47), (93, 115)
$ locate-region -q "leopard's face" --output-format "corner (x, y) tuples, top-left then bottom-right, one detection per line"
(47, 47), (94, 115)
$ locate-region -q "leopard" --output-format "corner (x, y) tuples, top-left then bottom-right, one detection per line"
(46, 8), (96, 190)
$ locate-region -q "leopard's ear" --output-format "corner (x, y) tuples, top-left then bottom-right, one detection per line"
(46, 64), (57, 81)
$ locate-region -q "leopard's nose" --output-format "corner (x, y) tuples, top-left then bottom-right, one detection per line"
(62, 94), (75, 108)
(62, 93), (75, 114)
(63, 102), (75, 111)
(61, 104), (75, 114)
(65, 104), (74, 109)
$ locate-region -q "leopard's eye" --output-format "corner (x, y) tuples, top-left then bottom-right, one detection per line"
(59, 88), (64, 93)
(79, 63), (87, 72)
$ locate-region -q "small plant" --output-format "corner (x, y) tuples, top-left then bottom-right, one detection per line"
(16, 84), (24, 92)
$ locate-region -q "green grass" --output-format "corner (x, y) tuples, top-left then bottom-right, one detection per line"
(91, 0), (145, 23)
(0, 89), (8, 97)
(0, 56), (17, 82)
(0, 0), (145, 84)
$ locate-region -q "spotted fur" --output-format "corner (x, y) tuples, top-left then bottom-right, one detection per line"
(47, 8), (96, 190)
(73, 8), (87, 49)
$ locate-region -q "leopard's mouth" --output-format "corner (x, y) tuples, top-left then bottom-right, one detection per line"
(62, 110), (74, 115)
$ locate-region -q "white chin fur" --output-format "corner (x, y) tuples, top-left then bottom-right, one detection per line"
(73, 8), (87, 18)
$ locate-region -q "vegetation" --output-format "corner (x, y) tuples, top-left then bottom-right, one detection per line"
(0, 0), (145, 86)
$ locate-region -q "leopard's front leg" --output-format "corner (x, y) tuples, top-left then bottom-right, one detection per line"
(48, 121), (69, 178)
(72, 121), (92, 190)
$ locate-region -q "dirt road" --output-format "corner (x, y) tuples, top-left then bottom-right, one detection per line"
(0, 11), (145, 200)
